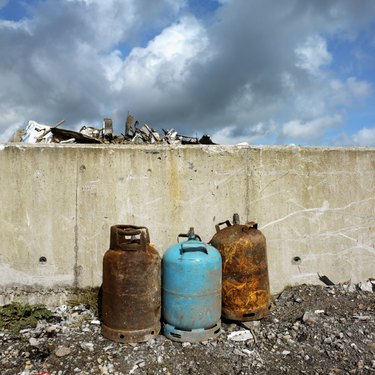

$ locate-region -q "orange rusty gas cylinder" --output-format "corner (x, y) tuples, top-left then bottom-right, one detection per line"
(210, 214), (271, 321)
(101, 225), (161, 343)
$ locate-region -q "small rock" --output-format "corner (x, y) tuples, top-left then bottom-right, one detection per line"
(90, 320), (101, 325)
(99, 365), (109, 375)
(129, 364), (138, 375)
(24, 359), (33, 370)
(233, 348), (246, 356)
(241, 321), (261, 330)
(242, 349), (253, 356)
(358, 281), (373, 292)
(55, 346), (71, 357)
(182, 342), (191, 348)
(29, 338), (39, 347)
(80, 342), (94, 352)
(281, 350), (290, 355)
(107, 363), (114, 372)
(353, 315), (371, 321)
(302, 311), (319, 325)
(56, 305), (68, 313)
(348, 284), (357, 292)
(45, 325), (58, 334)
(228, 330), (253, 342)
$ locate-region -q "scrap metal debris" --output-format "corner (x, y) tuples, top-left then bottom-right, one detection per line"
(11, 115), (217, 145)
(317, 273), (335, 286)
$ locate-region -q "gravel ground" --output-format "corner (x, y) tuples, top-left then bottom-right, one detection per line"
(0, 281), (374, 375)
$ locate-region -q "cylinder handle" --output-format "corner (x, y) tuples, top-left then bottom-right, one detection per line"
(110, 225), (150, 251)
(215, 220), (231, 233)
(242, 221), (258, 232)
(180, 243), (208, 255)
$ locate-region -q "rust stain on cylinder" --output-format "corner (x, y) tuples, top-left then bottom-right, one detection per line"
(102, 225), (161, 343)
(210, 219), (270, 321)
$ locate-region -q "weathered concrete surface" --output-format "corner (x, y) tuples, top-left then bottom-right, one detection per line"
(0, 144), (374, 305)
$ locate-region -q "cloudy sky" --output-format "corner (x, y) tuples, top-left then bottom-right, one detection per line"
(1, 0), (375, 146)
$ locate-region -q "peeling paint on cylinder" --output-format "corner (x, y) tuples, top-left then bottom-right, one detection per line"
(101, 225), (161, 343)
(210, 215), (271, 321)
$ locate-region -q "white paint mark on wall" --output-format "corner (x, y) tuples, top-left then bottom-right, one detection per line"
(126, 175), (149, 181)
(143, 197), (162, 206)
(260, 200), (330, 230)
(214, 168), (245, 176)
(260, 197), (375, 230)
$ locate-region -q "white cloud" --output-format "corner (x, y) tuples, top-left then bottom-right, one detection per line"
(111, 16), (209, 110)
(352, 126), (375, 146)
(0, 106), (32, 141)
(281, 115), (342, 142)
(0, 19), (30, 31)
(212, 121), (277, 145)
(346, 77), (373, 97)
(330, 77), (373, 104)
(0, 0), (375, 144)
(295, 35), (332, 75)
(211, 126), (242, 145)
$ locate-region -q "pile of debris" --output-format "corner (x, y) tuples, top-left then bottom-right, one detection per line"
(0, 280), (374, 375)
(9, 114), (216, 146)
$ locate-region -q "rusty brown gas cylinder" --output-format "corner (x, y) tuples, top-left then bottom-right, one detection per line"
(101, 225), (161, 343)
(210, 214), (271, 321)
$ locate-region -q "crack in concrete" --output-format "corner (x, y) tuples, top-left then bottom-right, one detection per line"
(73, 153), (79, 289)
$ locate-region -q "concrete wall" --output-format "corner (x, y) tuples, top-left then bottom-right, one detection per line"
(0, 143), (374, 305)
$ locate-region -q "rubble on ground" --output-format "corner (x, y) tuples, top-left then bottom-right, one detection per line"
(0, 280), (374, 375)
(9, 114), (216, 146)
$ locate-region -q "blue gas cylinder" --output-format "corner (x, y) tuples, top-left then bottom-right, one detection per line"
(162, 228), (222, 342)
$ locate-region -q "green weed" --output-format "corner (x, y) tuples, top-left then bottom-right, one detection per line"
(0, 302), (52, 333)
(67, 287), (100, 316)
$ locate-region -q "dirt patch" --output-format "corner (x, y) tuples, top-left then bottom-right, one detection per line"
(0, 282), (374, 375)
